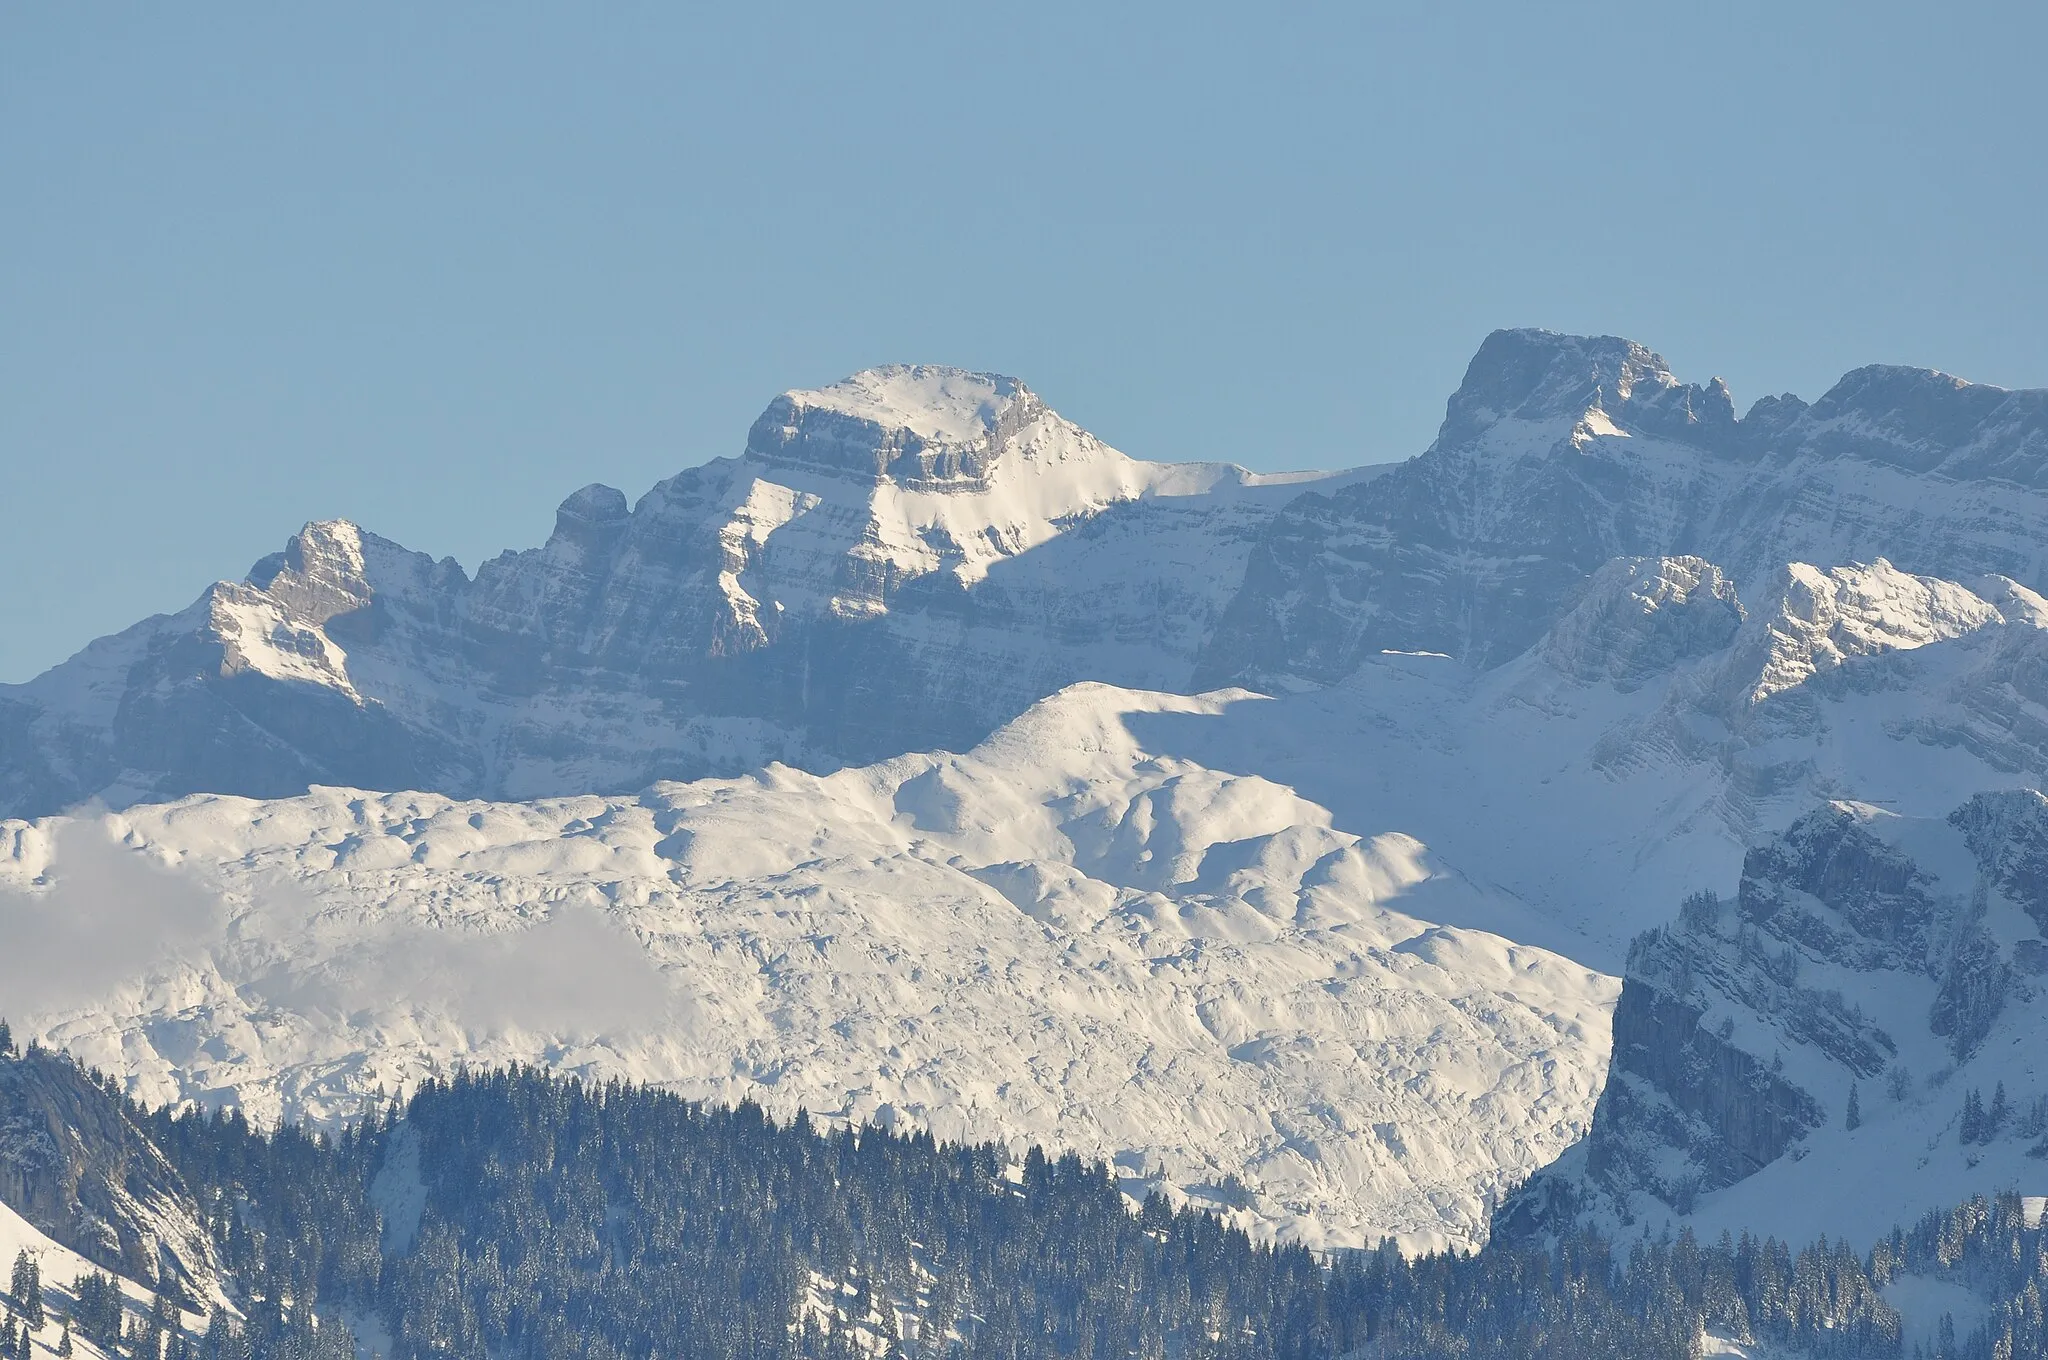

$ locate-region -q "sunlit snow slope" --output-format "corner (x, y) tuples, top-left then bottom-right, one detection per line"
(0, 1200), (208, 1360)
(0, 685), (1613, 1253)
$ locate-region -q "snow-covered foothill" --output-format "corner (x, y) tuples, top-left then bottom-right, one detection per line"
(0, 685), (1612, 1254)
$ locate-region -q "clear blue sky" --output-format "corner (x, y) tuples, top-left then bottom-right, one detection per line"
(5, 3), (2045, 681)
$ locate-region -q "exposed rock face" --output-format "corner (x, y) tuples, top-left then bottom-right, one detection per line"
(1714, 560), (2004, 712)
(0, 1047), (220, 1299)
(1581, 981), (1822, 1212)
(1953, 789), (2048, 934)
(0, 368), (1348, 817)
(743, 365), (1043, 489)
(10, 333), (2048, 819)
(1540, 556), (1744, 691)
(1199, 330), (2048, 689)
(1433, 330), (1741, 453)
(1497, 794), (2048, 1244)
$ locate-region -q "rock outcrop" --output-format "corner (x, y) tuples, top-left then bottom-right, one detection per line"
(1539, 556), (1744, 691)
(1498, 794), (2048, 1245)
(0, 1045), (220, 1301)
(0, 367), (1345, 817)
(1199, 330), (2048, 688)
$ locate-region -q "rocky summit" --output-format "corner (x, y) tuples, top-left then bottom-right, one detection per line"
(0, 365), (1351, 817)
(8, 335), (2048, 824)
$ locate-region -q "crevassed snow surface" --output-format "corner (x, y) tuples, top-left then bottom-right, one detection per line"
(0, 685), (1612, 1255)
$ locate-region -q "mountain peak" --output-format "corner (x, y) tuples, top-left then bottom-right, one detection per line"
(1798, 363), (2048, 475)
(744, 365), (1052, 489)
(1440, 329), (1675, 434)
(788, 365), (1036, 443)
(245, 518), (375, 626)
(1807, 363), (2009, 439)
(1438, 328), (1738, 450)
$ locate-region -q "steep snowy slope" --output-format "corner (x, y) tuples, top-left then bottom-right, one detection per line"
(0, 1046), (222, 1356)
(0, 368), (1360, 819)
(0, 685), (1613, 1254)
(0, 1198), (208, 1359)
(1498, 794), (2048, 1252)
(0, 1048), (222, 1303)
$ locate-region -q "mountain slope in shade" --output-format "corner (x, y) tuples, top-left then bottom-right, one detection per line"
(0, 366), (1360, 820)
(0, 1045), (223, 1312)
(1497, 793), (2048, 1252)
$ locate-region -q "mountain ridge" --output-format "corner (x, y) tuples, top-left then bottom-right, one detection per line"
(13, 330), (2048, 821)
(1195, 329), (2048, 689)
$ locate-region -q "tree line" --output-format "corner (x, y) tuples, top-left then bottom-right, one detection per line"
(2, 1041), (2043, 1358)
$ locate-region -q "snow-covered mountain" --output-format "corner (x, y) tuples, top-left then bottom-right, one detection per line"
(0, 685), (1614, 1254)
(21, 332), (2048, 829)
(9, 554), (2048, 1250)
(8, 331), (2048, 1252)
(1197, 330), (2048, 685)
(1497, 792), (2048, 1252)
(0, 366), (1356, 819)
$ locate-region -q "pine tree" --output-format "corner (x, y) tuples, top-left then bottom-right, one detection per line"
(1845, 1082), (1861, 1132)
(57, 1323), (72, 1359)
(1961, 1089), (1985, 1144)
(1991, 1081), (2009, 1135)
(197, 1309), (240, 1360)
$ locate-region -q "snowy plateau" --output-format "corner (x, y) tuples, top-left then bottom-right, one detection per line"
(8, 333), (2048, 1258)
